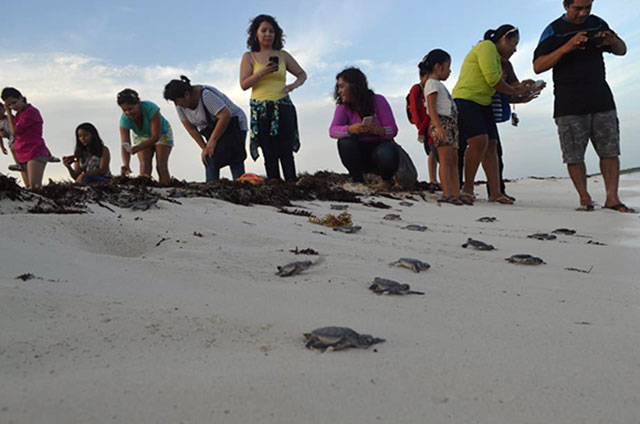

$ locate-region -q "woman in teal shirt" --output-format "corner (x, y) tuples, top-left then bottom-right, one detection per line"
(117, 88), (173, 185)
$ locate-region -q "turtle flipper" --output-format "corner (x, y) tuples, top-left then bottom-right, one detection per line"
(406, 290), (425, 295)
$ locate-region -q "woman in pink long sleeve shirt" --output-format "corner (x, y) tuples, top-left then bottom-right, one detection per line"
(329, 67), (399, 183)
(2, 87), (52, 188)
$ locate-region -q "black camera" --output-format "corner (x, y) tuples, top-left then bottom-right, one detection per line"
(269, 56), (279, 66)
(581, 31), (604, 47)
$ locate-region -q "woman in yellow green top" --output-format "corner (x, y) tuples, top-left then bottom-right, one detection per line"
(453, 25), (530, 204)
(240, 14), (307, 182)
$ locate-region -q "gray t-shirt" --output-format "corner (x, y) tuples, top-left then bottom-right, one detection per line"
(176, 85), (248, 132)
(0, 117), (14, 146)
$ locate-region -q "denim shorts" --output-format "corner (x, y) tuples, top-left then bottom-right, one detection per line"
(455, 98), (498, 142)
(554, 110), (620, 164)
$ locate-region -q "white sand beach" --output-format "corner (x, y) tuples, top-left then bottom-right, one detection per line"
(1, 173), (639, 424)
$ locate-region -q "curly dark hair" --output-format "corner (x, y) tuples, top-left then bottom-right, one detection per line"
(246, 14), (285, 51)
(333, 67), (375, 118)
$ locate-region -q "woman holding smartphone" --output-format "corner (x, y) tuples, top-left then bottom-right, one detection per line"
(239, 14), (306, 181)
(329, 67), (399, 183)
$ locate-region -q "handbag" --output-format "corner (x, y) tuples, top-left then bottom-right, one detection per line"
(198, 88), (247, 168)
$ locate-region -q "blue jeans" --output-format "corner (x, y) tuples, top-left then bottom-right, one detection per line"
(205, 159), (245, 181)
(204, 129), (247, 181)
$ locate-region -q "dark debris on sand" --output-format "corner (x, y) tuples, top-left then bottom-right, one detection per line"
(2, 171), (442, 214)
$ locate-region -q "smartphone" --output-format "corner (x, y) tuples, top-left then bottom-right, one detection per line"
(122, 142), (131, 152)
(269, 56), (279, 66)
(533, 80), (545, 89)
(361, 116), (373, 125)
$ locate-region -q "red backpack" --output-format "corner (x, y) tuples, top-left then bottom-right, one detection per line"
(406, 84), (432, 144)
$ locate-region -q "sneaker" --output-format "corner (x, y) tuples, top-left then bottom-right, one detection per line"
(8, 164), (23, 171)
(48, 156), (61, 163)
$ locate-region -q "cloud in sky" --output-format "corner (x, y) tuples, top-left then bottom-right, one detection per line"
(1, 0), (638, 184)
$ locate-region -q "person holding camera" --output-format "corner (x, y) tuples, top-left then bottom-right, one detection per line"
(63, 123), (112, 184)
(534, 0), (632, 212)
(164, 76), (247, 181)
(329, 67), (399, 184)
(239, 14), (307, 182)
(453, 25), (530, 205)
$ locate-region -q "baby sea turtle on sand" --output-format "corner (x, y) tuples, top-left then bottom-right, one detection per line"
(527, 233), (557, 241)
(552, 228), (576, 235)
(304, 327), (385, 351)
(476, 216), (497, 223)
(403, 224), (428, 232)
(383, 213), (402, 221)
(399, 201), (414, 207)
(333, 225), (362, 234)
(369, 277), (425, 295)
(276, 260), (314, 277)
(330, 204), (349, 211)
(505, 254), (546, 265)
(130, 199), (158, 211)
(462, 238), (495, 251)
(388, 258), (431, 273)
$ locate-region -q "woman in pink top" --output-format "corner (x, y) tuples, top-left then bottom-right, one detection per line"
(1, 87), (52, 188)
(329, 67), (399, 183)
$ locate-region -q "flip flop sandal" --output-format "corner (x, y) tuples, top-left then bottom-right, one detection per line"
(459, 192), (475, 203)
(458, 196), (474, 205)
(575, 203), (595, 212)
(491, 196), (514, 205)
(604, 203), (636, 213)
(448, 197), (464, 206)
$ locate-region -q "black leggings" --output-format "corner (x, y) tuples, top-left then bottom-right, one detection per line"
(337, 137), (399, 182)
(257, 103), (298, 182)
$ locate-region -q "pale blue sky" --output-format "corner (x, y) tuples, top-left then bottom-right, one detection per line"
(1, 0), (638, 182)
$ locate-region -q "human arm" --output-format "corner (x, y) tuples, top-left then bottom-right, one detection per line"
(63, 156), (82, 179)
(366, 95), (397, 139)
(119, 126), (132, 176)
(239, 52), (278, 91)
(3, 103), (17, 135)
(533, 32), (589, 74)
(282, 50), (307, 94)
(181, 120), (207, 149)
(598, 30), (626, 55)
(203, 106), (232, 158)
(0, 134), (6, 154)
(426, 92), (445, 141)
(130, 111), (161, 154)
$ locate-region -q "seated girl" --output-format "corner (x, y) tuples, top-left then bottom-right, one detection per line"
(328, 67), (399, 183)
(63, 123), (111, 184)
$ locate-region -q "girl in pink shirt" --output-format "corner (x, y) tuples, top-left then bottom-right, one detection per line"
(2, 87), (51, 188)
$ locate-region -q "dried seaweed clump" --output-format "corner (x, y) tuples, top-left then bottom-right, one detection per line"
(308, 211), (353, 228)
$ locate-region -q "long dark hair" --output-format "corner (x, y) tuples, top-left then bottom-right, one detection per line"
(164, 75), (193, 101)
(247, 14), (285, 51)
(1, 87), (27, 103)
(74, 123), (105, 159)
(418, 49), (451, 76)
(333, 67), (375, 118)
(484, 25), (519, 43)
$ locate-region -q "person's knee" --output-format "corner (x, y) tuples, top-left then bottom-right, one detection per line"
(373, 143), (399, 171)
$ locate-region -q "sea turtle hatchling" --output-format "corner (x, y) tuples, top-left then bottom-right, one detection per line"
(527, 233), (557, 241)
(383, 213), (402, 221)
(304, 327), (386, 351)
(476, 216), (497, 223)
(388, 258), (431, 273)
(130, 199), (158, 211)
(505, 254), (546, 265)
(276, 260), (314, 277)
(399, 201), (414, 207)
(369, 277), (425, 295)
(462, 238), (495, 251)
(403, 224), (428, 232)
(552, 228), (576, 235)
(330, 204), (349, 211)
(333, 225), (362, 234)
